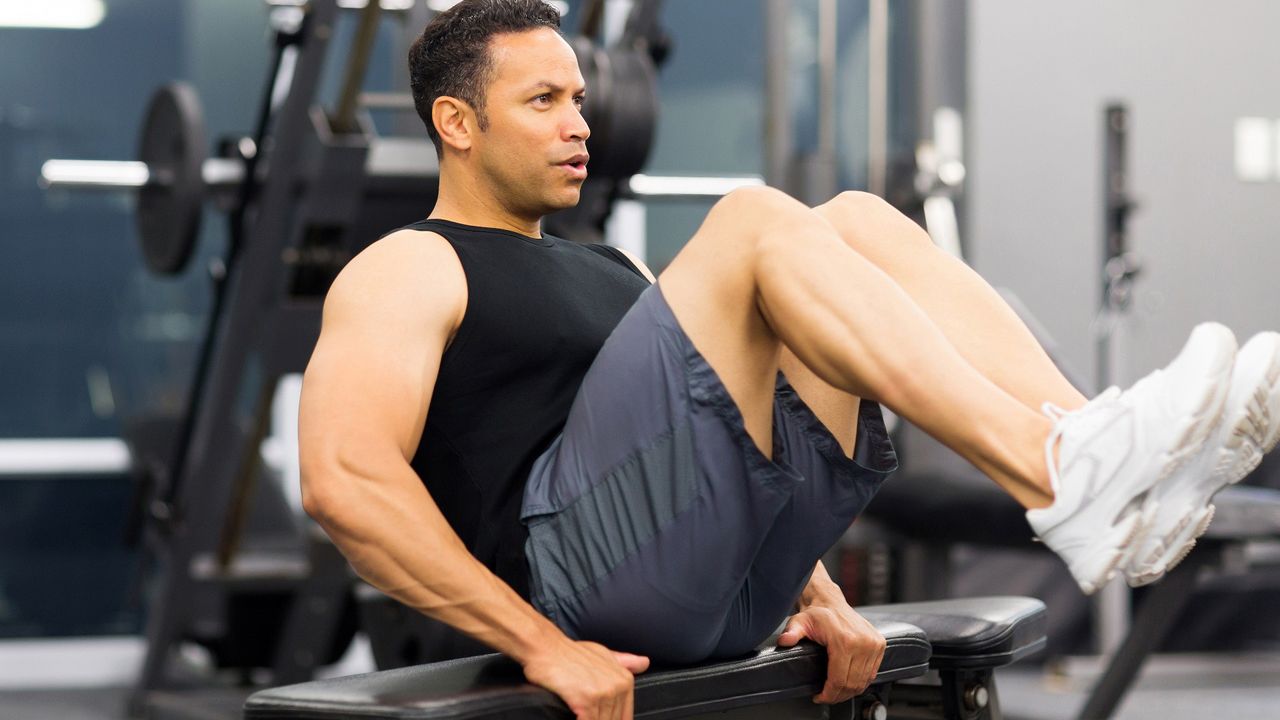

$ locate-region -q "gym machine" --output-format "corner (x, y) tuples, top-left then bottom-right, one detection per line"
(43, 2), (444, 713)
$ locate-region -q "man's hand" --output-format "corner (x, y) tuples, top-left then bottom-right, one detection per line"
(776, 600), (886, 703)
(522, 638), (650, 720)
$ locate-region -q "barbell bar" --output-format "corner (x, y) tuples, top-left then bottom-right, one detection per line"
(40, 158), (246, 191)
(40, 84), (762, 275)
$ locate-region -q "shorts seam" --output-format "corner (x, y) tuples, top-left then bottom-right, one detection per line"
(529, 475), (700, 611)
(525, 420), (683, 524)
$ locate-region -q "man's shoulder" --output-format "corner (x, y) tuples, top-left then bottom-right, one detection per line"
(324, 228), (466, 322)
(371, 225), (454, 254)
(350, 227), (461, 281)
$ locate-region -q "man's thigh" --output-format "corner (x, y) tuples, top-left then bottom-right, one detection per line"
(656, 186), (827, 457)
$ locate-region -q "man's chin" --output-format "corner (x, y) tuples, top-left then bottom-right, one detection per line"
(546, 190), (583, 213)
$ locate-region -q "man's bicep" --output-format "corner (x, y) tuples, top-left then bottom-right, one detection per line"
(302, 318), (443, 464)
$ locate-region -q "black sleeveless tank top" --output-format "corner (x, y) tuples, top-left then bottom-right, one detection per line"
(407, 219), (649, 599)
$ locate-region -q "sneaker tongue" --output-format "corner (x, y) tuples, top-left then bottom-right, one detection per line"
(1044, 388), (1124, 495)
(1064, 393), (1122, 449)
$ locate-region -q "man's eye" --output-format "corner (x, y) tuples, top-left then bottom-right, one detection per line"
(533, 94), (552, 104)
(573, 95), (586, 107)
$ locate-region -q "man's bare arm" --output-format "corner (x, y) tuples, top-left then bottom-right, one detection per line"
(298, 230), (557, 659)
(297, 230), (646, 719)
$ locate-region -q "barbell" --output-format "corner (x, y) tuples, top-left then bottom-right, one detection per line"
(40, 77), (760, 276)
(41, 83), (243, 275)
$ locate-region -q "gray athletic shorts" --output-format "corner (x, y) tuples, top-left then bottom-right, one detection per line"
(521, 284), (897, 664)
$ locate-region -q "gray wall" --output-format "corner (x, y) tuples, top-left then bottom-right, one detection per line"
(968, 0), (1280, 390)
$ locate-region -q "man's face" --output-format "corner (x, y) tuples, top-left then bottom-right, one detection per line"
(472, 28), (590, 218)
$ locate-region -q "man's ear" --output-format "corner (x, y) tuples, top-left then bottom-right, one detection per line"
(433, 96), (475, 152)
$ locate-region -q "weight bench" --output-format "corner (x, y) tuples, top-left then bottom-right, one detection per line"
(243, 596), (1045, 720)
(867, 458), (1280, 720)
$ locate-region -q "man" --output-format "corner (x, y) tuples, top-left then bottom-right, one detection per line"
(298, 1), (1280, 718)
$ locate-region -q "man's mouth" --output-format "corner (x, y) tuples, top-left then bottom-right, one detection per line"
(557, 153), (589, 176)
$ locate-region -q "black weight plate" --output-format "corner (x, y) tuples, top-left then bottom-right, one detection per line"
(136, 82), (207, 275)
(569, 39), (659, 180)
(571, 36), (606, 130)
(598, 47), (657, 178)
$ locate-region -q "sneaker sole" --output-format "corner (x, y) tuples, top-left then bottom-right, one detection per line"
(1127, 335), (1280, 584)
(1159, 352), (1236, 480)
(1071, 506), (1149, 595)
(1128, 504), (1214, 586)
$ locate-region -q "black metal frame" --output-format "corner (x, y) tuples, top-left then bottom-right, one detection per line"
(1075, 545), (1217, 720)
(885, 669), (1002, 720)
(129, 1), (367, 712)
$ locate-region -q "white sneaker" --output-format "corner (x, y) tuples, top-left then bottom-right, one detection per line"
(1027, 323), (1237, 594)
(1124, 331), (1280, 586)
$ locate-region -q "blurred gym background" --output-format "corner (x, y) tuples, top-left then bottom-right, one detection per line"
(3, 1), (1279, 718)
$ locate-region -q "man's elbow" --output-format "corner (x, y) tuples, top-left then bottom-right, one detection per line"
(301, 484), (328, 525)
(299, 443), (417, 536)
(299, 455), (352, 527)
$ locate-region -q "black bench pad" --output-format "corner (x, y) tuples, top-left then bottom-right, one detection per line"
(857, 596), (1046, 670)
(243, 620), (929, 720)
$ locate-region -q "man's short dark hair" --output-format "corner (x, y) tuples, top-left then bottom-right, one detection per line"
(409, 0), (563, 154)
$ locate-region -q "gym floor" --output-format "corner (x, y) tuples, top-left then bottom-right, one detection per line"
(998, 656), (1280, 720)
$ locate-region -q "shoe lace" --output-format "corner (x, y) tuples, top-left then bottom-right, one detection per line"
(1042, 386), (1123, 494)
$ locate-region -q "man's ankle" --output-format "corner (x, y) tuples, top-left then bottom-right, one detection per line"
(1019, 417), (1057, 510)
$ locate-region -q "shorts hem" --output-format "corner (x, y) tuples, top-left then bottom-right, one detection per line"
(773, 375), (899, 478)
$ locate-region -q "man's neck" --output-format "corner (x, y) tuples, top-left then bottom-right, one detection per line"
(430, 164), (542, 238)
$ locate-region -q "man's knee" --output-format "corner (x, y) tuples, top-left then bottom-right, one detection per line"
(701, 186), (839, 260)
(703, 186), (812, 234)
(819, 190), (935, 255)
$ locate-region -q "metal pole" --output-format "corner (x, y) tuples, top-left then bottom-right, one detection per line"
(867, 0), (888, 197)
(1077, 549), (1210, 720)
(764, 0), (792, 193)
(814, 0), (838, 203)
(332, 0), (383, 134)
(1093, 103), (1139, 657)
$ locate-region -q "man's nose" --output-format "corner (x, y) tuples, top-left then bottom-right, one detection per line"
(565, 106), (590, 143)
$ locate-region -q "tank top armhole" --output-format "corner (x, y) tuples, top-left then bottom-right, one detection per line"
(430, 234), (475, 376)
(583, 243), (648, 282)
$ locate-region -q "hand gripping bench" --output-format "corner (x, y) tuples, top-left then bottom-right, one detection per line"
(243, 596), (1045, 720)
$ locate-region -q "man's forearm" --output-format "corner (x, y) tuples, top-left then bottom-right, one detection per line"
(308, 463), (568, 665)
